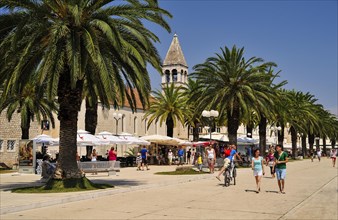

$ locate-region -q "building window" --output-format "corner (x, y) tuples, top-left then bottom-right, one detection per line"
(7, 140), (16, 151)
(133, 117), (137, 134)
(198, 127), (202, 133)
(144, 118), (148, 134)
(41, 120), (50, 130)
(216, 127), (221, 133)
(190, 128), (193, 134)
(165, 70), (170, 83)
(121, 115), (125, 132)
(172, 69), (178, 82)
(0, 139), (3, 152)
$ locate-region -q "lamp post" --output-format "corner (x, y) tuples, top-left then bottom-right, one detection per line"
(271, 126), (282, 145)
(202, 110), (219, 144)
(113, 113), (123, 135)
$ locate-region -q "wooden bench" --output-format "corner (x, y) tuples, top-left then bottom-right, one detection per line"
(78, 161), (120, 176)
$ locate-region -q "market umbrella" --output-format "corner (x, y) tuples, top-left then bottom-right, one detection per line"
(32, 134), (57, 144)
(140, 134), (180, 145)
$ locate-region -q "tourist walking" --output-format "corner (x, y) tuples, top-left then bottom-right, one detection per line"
(108, 147), (117, 161)
(266, 149), (275, 178)
(330, 149), (336, 167)
(274, 145), (288, 194)
(136, 152), (142, 171)
(309, 150), (314, 162)
(316, 149), (322, 162)
(206, 145), (216, 173)
(168, 149), (173, 165)
(252, 149), (265, 193)
(196, 152), (203, 171)
(178, 147), (184, 166)
(90, 149), (98, 162)
(140, 146), (150, 170)
(187, 149), (192, 164)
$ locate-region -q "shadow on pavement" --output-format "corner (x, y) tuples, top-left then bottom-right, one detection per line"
(265, 190), (280, 193)
(90, 179), (146, 187)
(1, 181), (45, 191)
(245, 189), (258, 193)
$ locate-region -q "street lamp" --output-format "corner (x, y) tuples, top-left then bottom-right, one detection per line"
(271, 126), (282, 145)
(113, 113), (123, 135)
(202, 110), (219, 144)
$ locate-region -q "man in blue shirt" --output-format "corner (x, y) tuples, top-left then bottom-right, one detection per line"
(178, 147), (184, 165)
(216, 144), (242, 181)
(140, 146), (149, 171)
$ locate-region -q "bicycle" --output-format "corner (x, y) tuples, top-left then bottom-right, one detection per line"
(224, 160), (241, 187)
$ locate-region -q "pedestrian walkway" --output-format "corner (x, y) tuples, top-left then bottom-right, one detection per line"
(1, 159), (337, 219)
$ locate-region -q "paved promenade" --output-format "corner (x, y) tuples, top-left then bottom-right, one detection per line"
(0, 158), (337, 219)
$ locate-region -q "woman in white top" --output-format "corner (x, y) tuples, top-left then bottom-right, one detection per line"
(91, 149), (97, 162)
(168, 149), (173, 166)
(206, 145), (216, 173)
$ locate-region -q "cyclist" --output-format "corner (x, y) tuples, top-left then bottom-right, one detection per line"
(216, 143), (242, 181)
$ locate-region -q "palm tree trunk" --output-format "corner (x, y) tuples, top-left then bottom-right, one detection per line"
(258, 116), (267, 156)
(315, 138), (320, 150)
(227, 108), (239, 145)
(166, 117), (174, 137)
(290, 126), (297, 159)
(53, 73), (84, 179)
(246, 125), (253, 138)
(278, 124), (285, 146)
(193, 121), (200, 142)
(85, 98), (98, 158)
(331, 139), (336, 149)
(21, 111), (31, 139)
(322, 137), (327, 156)
(301, 134), (307, 157)
(308, 133), (315, 152)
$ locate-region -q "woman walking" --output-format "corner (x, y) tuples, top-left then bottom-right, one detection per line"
(251, 149), (265, 193)
(266, 149), (275, 178)
(330, 149), (337, 167)
(206, 145), (216, 173)
(168, 149), (173, 166)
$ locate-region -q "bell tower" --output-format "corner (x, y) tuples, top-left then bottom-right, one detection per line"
(161, 34), (188, 87)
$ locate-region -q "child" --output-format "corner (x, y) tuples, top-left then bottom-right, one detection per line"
(197, 152), (203, 172)
(136, 153), (142, 171)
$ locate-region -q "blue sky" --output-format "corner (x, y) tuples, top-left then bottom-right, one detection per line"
(146, 0), (337, 115)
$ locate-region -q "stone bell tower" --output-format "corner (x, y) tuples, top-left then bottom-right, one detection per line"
(161, 34), (188, 87)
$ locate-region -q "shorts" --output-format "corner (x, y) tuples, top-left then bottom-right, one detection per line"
(223, 158), (230, 168)
(179, 156), (184, 163)
(142, 158), (148, 165)
(275, 168), (286, 180)
(253, 170), (263, 176)
(331, 157), (336, 161)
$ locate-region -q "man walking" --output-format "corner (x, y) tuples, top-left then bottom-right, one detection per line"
(178, 147), (184, 166)
(274, 145), (288, 194)
(140, 146), (150, 171)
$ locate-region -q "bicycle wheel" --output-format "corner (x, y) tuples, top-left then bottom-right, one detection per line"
(233, 167), (236, 185)
(224, 170), (230, 187)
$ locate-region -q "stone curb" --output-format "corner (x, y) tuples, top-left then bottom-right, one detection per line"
(0, 174), (213, 215)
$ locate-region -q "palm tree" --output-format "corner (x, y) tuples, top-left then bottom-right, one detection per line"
(0, 81), (57, 139)
(0, 0), (171, 179)
(184, 78), (206, 141)
(144, 83), (190, 137)
(192, 45), (277, 145)
(284, 90), (320, 158)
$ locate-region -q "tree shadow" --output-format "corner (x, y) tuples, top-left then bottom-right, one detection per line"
(90, 179), (145, 187)
(1, 180), (45, 191)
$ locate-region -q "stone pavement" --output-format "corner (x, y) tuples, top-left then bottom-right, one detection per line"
(0, 158), (337, 220)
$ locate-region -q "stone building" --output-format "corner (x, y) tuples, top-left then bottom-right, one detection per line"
(0, 34), (297, 168)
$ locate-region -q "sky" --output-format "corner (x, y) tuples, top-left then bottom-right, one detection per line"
(145, 0), (338, 115)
